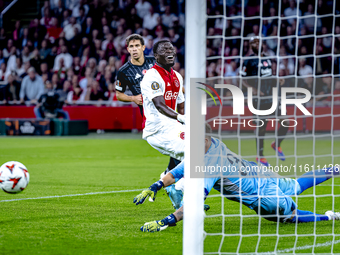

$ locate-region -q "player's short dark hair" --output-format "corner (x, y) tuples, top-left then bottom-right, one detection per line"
(126, 34), (144, 47)
(153, 40), (171, 55)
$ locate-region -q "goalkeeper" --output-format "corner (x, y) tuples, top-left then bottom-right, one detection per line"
(133, 124), (340, 232)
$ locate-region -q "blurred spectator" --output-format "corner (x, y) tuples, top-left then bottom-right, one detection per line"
(0, 50), (4, 66)
(127, 8), (143, 30)
(14, 57), (25, 77)
(247, 25), (260, 38)
(162, 6), (176, 28)
(316, 76), (332, 101)
(2, 74), (20, 103)
(72, 0), (89, 18)
(302, 74), (314, 94)
(135, 0), (152, 18)
(79, 67), (93, 90)
(66, 84), (85, 104)
(63, 17), (81, 41)
(284, 0), (301, 25)
(39, 40), (51, 60)
(61, 9), (71, 28)
(321, 27), (332, 52)
(266, 25), (278, 51)
(77, 37), (90, 57)
(76, 7), (87, 27)
(104, 83), (117, 102)
(53, 45), (73, 71)
(12, 21), (22, 46)
(46, 18), (63, 41)
(53, 0), (65, 23)
(57, 79), (72, 103)
(3, 39), (14, 58)
(51, 73), (61, 90)
(262, 41), (275, 56)
(40, 8), (53, 28)
(40, 62), (51, 79)
(22, 46), (31, 63)
(144, 38), (154, 56)
(87, 80), (105, 101)
(19, 67), (44, 104)
(143, 7), (159, 31)
(0, 63), (6, 81)
(30, 48), (42, 73)
(83, 17), (94, 38)
(41, 1), (50, 17)
(298, 58), (313, 76)
(34, 80), (70, 119)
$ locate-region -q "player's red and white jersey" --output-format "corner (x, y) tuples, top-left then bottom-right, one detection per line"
(141, 64), (185, 138)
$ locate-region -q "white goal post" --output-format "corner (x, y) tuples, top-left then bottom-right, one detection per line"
(183, 0), (206, 254)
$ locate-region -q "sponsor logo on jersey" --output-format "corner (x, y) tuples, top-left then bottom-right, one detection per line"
(151, 82), (160, 90)
(167, 82), (171, 86)
(135, 73), (142, 79)
(142, 69), (147, 75)
(165, 91), (178, 100)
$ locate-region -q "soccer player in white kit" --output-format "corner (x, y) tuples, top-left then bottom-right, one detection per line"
(141, 40), (185, 160)
(140, 40), (186, 209)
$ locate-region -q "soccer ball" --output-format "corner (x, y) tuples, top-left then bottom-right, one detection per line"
(0, 161), (30, 194)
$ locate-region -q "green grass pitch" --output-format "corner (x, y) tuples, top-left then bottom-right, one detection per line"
(0, 135), (339, 254)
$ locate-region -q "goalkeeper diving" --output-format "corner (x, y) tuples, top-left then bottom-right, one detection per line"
(133, 124), (340, 232)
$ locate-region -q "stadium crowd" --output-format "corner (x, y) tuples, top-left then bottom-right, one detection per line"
(207, 0), (340, 103)
(0, 0), (339, 106)
(0, 0), (185, 105)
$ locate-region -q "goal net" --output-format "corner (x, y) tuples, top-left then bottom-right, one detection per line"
(185, 0), (340, 254)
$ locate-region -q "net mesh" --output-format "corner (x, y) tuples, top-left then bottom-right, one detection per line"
(203, 0), (340, 253)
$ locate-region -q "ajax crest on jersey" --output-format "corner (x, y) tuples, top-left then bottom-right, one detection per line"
(0, 161), (30, 194)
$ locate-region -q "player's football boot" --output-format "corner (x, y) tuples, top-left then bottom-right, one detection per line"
(256, 157), (269, 167)
(325, 211), (340, 220)
(271, 142), (286, 161)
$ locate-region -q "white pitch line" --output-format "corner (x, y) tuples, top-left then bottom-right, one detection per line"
(270, 239), (340, 254)
(0, 189), (143, 202)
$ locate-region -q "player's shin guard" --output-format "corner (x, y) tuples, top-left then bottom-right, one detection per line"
(297, 166), (340, 193)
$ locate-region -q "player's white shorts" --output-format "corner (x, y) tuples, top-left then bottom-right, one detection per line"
(145, 121), (185, 161)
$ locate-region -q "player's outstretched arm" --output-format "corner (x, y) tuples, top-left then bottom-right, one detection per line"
(133, 172), (176, 205)
(140, 206), (183, 232)
(116, 91), (143, 105)
(152, 96), (185, 123)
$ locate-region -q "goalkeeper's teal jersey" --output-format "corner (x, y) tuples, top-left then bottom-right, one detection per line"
(170, 137), (295, 210)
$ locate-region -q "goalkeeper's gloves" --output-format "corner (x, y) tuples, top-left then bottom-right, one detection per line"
(140, 214), (177, 232)
(176, 114), (185, 124)
(133, 180), (164, 205)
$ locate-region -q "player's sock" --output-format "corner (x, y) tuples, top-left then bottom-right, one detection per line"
(277, 124), (289, 147)
(291, 209), (329, 223)
(297, 167), (340, 193)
